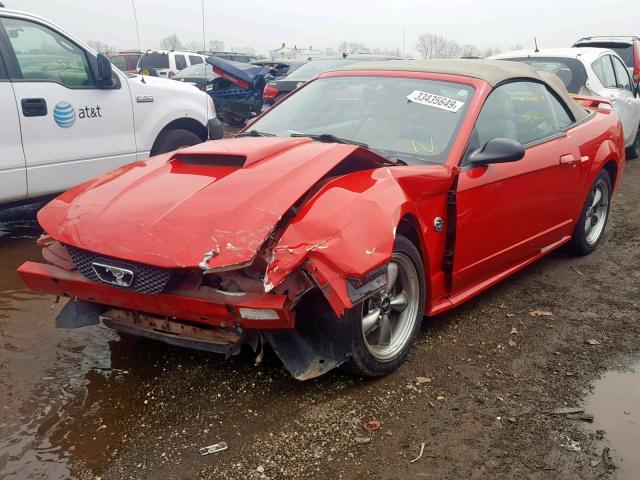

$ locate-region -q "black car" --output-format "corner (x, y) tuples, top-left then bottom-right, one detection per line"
(262, 55), (401, 108)
(172, 63), (219, 91)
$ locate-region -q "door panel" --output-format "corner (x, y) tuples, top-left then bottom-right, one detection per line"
(1, 16), (136, 198)
(0, 81), (27, 202)
(452, 81), (583, 295)
(611, 55), (640, 145)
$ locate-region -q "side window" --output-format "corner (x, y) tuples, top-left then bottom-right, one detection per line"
(612, 56), (632, 91)
(110, 55), (127, 71)
(592, 56), (617, 88)
(474, 81), (566, 149)
(174, 54), (187, 70)
(2, 17), (94, 88)
(189, 55), (203, 65)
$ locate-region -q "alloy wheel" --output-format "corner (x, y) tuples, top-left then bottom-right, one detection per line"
(361, 253), (420, 361)
(585, 177), (610, 246)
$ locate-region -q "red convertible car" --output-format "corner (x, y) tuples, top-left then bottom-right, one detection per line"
(18, 60), (624, 380)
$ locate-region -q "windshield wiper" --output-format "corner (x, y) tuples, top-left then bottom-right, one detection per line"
(237, 129), (276, 137)
(290, 133), (368, 148)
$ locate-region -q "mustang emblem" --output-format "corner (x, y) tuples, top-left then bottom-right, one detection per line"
(91, 262), (135, 287)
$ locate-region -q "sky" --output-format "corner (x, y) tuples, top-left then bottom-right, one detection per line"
(9, 0), (640, 57)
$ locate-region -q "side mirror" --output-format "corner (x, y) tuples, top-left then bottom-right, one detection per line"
(469, 138), (525, 167)
(96, 53), (114, 86)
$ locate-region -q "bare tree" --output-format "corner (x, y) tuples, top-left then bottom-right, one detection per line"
(208, 39), (225, 52)
(338, 41), (370, 54)
(159, 33), (182, 50)
(510, 44), (524, 51)
(183, 40), (203, 52)
(480, 46), (503, 58)
(88, 40), (115, 54)
(415, 33), (456, 59)
(460, 44), (481, 58)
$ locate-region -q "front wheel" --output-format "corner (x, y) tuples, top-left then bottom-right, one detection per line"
(568, 170), (611, 255)
(342, 235), (425, 377)
(626, 125), (640, 160)
(151, 128), (202, 156)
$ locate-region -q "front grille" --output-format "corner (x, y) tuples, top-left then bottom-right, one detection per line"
(66, 245), (173, 294)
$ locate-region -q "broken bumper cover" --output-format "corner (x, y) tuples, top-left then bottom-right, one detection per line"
(17, 261), (295, 329)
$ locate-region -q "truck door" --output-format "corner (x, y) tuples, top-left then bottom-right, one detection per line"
(0, 15), (136, 199)
(0, 47), (26, 203)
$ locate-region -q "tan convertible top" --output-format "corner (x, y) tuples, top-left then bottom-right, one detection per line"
(336, 59), (588, 120)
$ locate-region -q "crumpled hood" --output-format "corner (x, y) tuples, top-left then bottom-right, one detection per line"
(38, 137), (389, 270)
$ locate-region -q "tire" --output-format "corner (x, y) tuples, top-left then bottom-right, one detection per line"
(342, 235), (426, 377)
(225, 116), (246, 127)
(151, 128), (203, 156)
(568, 170), (612, 256)
(625, 126), (640, 159)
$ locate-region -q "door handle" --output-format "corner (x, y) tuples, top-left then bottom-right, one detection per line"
(21, 98), (47, 117)
(559, 154), (578, 166)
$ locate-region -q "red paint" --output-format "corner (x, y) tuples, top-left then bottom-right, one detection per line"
(19, 67), (626, 335)
(212, 66), (250, 90)
(263, 83), (279, 100)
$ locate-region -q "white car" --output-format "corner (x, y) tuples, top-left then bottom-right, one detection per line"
(491, 48), (640, 158)
(137, 50), (207, 78)
(0, 8), (223, 206)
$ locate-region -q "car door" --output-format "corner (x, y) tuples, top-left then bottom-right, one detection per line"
(611, 54), (640, 144)
(0, 47), (26, 202)
(592, 54), (636, 145)
(0, 15), (136, 198)
(452, 81), (583, 296)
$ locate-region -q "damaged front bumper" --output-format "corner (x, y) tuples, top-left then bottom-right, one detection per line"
(18, 261), (295, 329)
(17, 261), (354, 379)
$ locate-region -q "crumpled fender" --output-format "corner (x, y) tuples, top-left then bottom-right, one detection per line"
(265, 164), (455, 316)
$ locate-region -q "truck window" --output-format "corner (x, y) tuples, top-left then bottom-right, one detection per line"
(174, 54), (187, 70)
(189, 55), (203, 65)
(2, 17), (94, 88)
(110, 55), (127, 71)
(138, 52), (169, 69)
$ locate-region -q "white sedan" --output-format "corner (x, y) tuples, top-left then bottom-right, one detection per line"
(491, 47), (640, 158)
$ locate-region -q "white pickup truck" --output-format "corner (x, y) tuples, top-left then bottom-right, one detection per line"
(0, 7), (224, 205)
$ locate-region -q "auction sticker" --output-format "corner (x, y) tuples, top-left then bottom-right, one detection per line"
(407, 90), (464, 112)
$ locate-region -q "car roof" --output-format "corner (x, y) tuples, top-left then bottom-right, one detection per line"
(491, 47), (613, 63)
(335, 58), (588, 120)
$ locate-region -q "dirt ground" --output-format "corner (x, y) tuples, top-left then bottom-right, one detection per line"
(0, 156), (638, 480)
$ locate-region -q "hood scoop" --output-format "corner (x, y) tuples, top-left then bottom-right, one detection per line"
(172, 153), (247, 167)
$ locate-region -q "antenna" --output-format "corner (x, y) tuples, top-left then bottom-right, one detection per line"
(131, 0), (141, 52)
(534, 37), (539, 53)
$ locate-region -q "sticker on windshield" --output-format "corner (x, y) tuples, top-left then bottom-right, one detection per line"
(406, 90), (465, 112)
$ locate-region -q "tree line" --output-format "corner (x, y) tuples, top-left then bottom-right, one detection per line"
(88, 32), (521, 59)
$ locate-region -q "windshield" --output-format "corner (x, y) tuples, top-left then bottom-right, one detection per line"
(249, 76), (474, 164)
(174, 63), (218, 79)
(138, 52), (169, 69)
(285, 59), (362, 80)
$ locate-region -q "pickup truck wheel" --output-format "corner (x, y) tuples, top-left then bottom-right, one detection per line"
(568, 170), (611, 255)
(625, 126), (640, 159)
(342, 235), (425, 377)
(151, 129), (202, 155)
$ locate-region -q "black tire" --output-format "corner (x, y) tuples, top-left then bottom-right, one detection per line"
(151, 128), (203, 156)
(225, 116), (246, 127)
(342, 235), (425, 377)
(568, 170), (612, 256)
(625, 126), (640, 159)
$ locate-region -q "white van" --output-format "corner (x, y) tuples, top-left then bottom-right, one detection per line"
(137, 50), (207, 78)
(0, 8), (223, 206)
